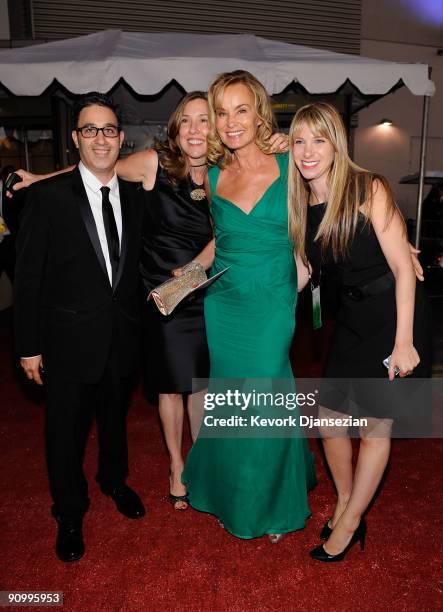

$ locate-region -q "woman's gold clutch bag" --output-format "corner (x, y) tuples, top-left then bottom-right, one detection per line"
(149, 262), (229, 316)
(148, 261), (207, 316)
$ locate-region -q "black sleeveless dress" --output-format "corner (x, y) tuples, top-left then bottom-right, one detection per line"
(139, 168), (212, 393)
(306, 203), (431, 421)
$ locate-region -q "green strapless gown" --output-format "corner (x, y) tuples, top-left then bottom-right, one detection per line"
(182, 153), (316, 538)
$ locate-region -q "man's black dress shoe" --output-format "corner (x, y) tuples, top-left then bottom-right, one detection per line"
(55, 518), (84, 563)
(101, 484), (145, 519)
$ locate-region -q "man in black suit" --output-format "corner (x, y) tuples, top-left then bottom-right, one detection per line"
(14, 93), (145, 562)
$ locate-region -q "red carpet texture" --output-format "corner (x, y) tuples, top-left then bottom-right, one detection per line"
(1, 324), (443, 612)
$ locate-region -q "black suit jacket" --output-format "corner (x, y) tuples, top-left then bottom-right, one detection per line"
(14, 167), (145, 383)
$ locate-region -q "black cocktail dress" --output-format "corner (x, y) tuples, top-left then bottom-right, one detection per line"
(306, 203), (431, 422)
(139, 168), (212, 393)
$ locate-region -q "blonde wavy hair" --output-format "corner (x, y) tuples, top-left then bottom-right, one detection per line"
(155, 91), (208, 185)
(288, 102), (401, 261)
(207, 70), (277, 168)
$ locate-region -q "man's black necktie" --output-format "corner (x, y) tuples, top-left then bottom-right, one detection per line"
(100, 186), (120, 284)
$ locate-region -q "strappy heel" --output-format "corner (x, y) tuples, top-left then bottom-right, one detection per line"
(168, 469), (189, 510)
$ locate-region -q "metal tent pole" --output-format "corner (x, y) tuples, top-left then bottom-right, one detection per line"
(414, 95), (431, 248)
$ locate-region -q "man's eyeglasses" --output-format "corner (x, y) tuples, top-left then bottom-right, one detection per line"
(76, 125), (121, 138)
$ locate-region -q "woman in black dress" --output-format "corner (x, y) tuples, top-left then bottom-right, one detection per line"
(288, 102), (430, 561)
(116, 92), (213, 509)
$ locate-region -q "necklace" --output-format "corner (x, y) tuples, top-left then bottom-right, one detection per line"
(190, 186), (206, 201)
(188, 177), (206, 201)
(189, 167), (207, 201)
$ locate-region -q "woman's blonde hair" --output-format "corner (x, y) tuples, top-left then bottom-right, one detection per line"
(207, 70), (277, 168)
(155, 91), (207, 185)
(288, 101), (401, 261)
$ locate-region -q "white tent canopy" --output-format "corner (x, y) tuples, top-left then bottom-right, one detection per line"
(0, 30), (435, 244)
(0, 30), (435, 97)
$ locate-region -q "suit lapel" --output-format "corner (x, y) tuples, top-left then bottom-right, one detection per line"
(113, 178), (132, 292)
(71, 167), (110, 287)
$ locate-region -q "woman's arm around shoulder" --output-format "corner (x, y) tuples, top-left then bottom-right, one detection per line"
(115, 148), (158, 190)
(7, 166), (74, 195)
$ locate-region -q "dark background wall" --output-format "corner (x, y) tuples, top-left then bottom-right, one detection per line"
(9, 0), (361, 54)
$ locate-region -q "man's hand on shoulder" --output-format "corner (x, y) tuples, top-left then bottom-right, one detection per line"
(20, 355), (44, 385)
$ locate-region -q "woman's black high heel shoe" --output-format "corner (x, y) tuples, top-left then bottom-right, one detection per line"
(319, 520), (333, 540)
(168, 493), (189, 510)
(310, 520), (366, 562)
(168, 471), (189, 510)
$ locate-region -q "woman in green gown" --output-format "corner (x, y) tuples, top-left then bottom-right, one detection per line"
(182, 71), (316, 541)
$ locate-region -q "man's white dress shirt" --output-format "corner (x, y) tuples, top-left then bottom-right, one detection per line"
(79, 161), (122, 285)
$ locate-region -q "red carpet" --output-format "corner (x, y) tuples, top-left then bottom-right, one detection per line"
(1, 322), (443, 611)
